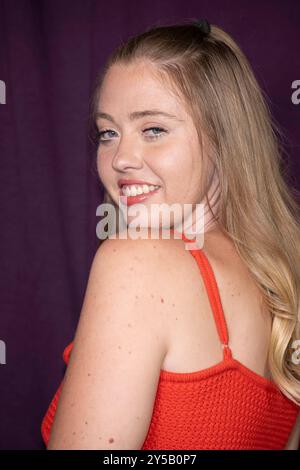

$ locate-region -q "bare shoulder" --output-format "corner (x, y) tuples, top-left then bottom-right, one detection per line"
(91, 232), (200, 353)
(95, 232), (193, 308)
(81, 232), (184, 350)
(94, 231), (194, 291)
(47, 233), (190, 449)
(96, 230), (188, 266)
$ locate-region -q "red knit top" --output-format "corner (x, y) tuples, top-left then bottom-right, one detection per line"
(41, 230), (300, 449)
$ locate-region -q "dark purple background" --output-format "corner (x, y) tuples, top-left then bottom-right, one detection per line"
(0, 0), (299, 450)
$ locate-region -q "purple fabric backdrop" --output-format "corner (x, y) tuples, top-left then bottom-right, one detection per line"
(0, 0), (299, 450)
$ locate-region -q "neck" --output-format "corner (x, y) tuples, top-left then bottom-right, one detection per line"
(175, 167), (221, 239)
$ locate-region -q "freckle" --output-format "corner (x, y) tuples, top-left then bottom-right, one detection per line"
(128, 350), (132, 354)
(127, 323), (132, 327)
(98, 437), (102, 440)
(113, 249), (116, 253)
(70, 403), (75, 407)
(72, 432), (76, 435)
(161, 297), (164, 303)
(135, 295), (138, 299)
(87, 373), (91, 376)
(118, 345), (122, 350)
(85, 421), (88, 425)
(172, 303), (175, 307)
(175, 317), (178, 320)
(151, 294), (154, 298)
(108, 437), (114, 443)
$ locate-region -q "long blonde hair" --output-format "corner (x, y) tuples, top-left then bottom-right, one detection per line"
(89, 19), (300, 405)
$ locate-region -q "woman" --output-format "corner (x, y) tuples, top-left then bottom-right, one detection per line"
(41, 19), (300, 450)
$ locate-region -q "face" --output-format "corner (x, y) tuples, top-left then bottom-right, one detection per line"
(95, 61), (213, 233)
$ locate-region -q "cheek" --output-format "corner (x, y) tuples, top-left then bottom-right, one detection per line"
(96, 152), (110, 184)
(157, 149), (195, 189)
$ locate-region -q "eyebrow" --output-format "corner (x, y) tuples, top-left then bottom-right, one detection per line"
(94, 109), (183, 124)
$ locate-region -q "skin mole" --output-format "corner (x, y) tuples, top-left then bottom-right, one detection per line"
(161, 297), (164, 303)
(108, 437), (114, 443)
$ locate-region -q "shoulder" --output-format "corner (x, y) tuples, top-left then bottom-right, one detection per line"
(47, 233), (191, 449)
(82, 231), (189, 342)
(93, 231), (194, 290)
(96, 230), (185, 265)
(87, 232), (196, 341)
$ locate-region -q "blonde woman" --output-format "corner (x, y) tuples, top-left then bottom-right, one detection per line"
(41, 19), (300, 450)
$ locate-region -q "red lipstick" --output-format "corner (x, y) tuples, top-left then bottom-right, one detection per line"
(118, 180), (161, 207)
(117, 178), (160, 188)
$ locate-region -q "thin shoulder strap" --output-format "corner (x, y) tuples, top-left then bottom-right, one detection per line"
(171, 228), (232, 360)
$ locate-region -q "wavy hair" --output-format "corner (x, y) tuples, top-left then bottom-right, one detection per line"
(88, 19), (300, 405)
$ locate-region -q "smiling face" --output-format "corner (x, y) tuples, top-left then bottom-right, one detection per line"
(95, 60), (215, 232)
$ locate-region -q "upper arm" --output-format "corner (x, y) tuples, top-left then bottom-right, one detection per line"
(47, 237), (172, 450)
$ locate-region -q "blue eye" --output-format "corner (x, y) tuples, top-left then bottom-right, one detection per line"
(143, 127), (166, 139)
(97, 129), (117, 143)
(97, 127), (167, 145)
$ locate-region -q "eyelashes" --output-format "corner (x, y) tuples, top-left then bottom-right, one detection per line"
(96, 127), (167, 145)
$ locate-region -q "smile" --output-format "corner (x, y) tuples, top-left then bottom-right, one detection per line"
(119, 184), (161, 206)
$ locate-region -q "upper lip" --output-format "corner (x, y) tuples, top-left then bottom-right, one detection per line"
(117, 179), (160, 188)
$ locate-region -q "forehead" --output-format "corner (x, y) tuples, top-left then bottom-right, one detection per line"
(97, 61), (188, 117)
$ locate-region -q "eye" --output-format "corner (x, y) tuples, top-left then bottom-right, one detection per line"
(96, 127), (167, 145)
(143, 127), (167, 140)
(97, 129), (117, 144)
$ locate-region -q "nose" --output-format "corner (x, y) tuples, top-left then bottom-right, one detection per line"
(111, 137), (143, 172)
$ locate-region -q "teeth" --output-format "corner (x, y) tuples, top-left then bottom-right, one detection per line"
(121, 184), (160, 197)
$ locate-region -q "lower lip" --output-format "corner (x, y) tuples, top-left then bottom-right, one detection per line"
(119, 187), (161, 206)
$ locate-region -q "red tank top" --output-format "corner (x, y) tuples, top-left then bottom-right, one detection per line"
(41, 230), (300, 449)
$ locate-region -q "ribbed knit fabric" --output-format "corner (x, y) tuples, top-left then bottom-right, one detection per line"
(41, 230), (300, 449)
